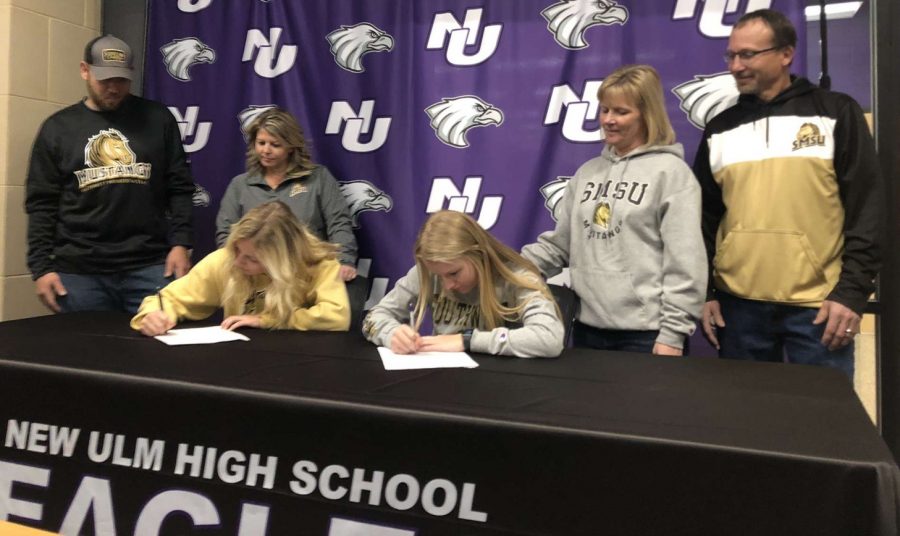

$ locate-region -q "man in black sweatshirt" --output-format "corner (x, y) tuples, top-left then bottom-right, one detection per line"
(25, 35), (195, 314)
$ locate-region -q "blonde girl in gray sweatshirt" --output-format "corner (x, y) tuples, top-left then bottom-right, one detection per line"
(364, 210), (565, 358)
(522, 65), (707, 355)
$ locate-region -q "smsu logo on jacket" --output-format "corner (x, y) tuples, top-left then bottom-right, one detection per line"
(792, 123), (827, 151)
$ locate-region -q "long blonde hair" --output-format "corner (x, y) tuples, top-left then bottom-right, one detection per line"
(598, 64), (676, 147)
(222, 201), (338, 328)
(245, 108), (316, 179)
(412, 210), (558, 330)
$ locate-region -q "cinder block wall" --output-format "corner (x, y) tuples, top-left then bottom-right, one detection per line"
(0, 0), (101, 321)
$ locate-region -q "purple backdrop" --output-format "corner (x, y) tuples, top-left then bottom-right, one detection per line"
(144, 0), (805, 311)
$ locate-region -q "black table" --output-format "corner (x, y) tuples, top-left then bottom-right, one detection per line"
(0, 313), (897, 535)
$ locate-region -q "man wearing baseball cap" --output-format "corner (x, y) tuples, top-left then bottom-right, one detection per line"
(25, 35), (196, 313)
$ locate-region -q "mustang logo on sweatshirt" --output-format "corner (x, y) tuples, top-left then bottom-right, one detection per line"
(75, 128), (151, 191)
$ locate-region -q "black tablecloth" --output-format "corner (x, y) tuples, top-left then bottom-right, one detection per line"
(0, 312), (897, 535)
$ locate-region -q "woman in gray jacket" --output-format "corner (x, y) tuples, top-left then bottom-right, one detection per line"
(522, 65), (707, 355)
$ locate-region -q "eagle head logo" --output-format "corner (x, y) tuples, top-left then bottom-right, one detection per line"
(540, 177), (572, 222)
(339, 180), (393, 228)
(326, 23), (394, 73)
(237, 105), (277, 140)
(672, 72), (739, 130)
(160, 37), (216, 82)
(192, 184), (210, 207)
(84, 129), (135, 167)
(593, 202), (611, 229)
(425, 96), (504, 148)
(541, 0), (629, 50)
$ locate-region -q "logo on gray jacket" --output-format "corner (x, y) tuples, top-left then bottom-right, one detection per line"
(160, 37), (216, 82)
(327, 23), (394, 73)
(541, 0), (628, 50)
(425, 96), (503, 148)
(339, 181), (394, 228)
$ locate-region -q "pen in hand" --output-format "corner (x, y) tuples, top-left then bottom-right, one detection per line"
(408, 303), (421, 354)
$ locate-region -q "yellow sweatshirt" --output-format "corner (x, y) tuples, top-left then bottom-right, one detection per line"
(131, 248), (350, 331)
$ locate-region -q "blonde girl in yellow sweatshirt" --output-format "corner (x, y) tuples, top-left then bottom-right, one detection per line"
(132, 201), (350, 335)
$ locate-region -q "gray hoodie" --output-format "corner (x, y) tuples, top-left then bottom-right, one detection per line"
(363, 266), (564, 358)
(522, 143), (707, 349)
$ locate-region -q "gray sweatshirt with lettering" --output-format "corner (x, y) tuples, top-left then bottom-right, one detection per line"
(363, 265), (564, 358)
(522, 143), (707, 349)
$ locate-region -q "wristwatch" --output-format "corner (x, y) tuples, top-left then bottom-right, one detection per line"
(461, 328), (474, 352)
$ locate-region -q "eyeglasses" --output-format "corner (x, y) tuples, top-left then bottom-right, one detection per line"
(722, 46), (780, 64)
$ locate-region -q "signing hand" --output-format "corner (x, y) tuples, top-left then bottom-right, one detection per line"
(653, 342), (683, 356)
(140, 310), (176, 336)
(390, 324), (421, 354)
(814, 300), (860, 351)
(221, 315), (262, 331)
(419, 334), (465, 353)
(339, 265), (358, 281)
(35, 272), (67, 313)
(165, 246), (191, 279)
(701, 300), (725, 349)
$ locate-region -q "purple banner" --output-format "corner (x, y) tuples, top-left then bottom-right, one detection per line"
(145, 0), (805, 307)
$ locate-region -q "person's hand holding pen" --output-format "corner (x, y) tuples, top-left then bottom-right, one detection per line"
(138, 289), (176, 337)
(389, 308), (422, 354)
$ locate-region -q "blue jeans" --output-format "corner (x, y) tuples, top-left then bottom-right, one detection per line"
(58, 264), (171, 314)
(573, 321), (659, 353)
(716, 292), (854, 378)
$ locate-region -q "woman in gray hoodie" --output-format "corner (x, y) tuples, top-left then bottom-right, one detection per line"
(364, 210), (565, 358)
(522, 65), (707, 355)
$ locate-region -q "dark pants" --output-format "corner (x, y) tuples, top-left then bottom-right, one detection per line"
(573, 321), (659, 354)
(58, 263), (171, 315)
(717, 292), (854, 379)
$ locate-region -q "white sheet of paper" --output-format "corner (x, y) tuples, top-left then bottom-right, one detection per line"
(377, 346), (479, 370)
(154, 326), (250, 346)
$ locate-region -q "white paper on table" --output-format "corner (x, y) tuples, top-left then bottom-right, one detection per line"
(154, 326), (250, 346)
(377, 346), (479, 370)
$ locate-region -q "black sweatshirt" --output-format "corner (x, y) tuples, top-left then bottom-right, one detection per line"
(26, 95), (195, 277)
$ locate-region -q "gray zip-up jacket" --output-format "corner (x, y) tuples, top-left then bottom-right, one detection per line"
(363, 265), (564, 358)
(522, 143), (707, 349)
(215, 166), (357, 265)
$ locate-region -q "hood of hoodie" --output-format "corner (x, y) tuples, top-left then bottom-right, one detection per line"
(599, 141), (685, 163)
(737, 76), (816, 111)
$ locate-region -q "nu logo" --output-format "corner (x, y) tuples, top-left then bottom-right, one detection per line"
(168, 106), (212, 153)
(672, 0), (773, 38)
(427, 177), (502, 230)
(544, 80), (604, 143)
(243, 28), (298, 78)
(325, 101), (392, 153)
(426, 8), (502, 66)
